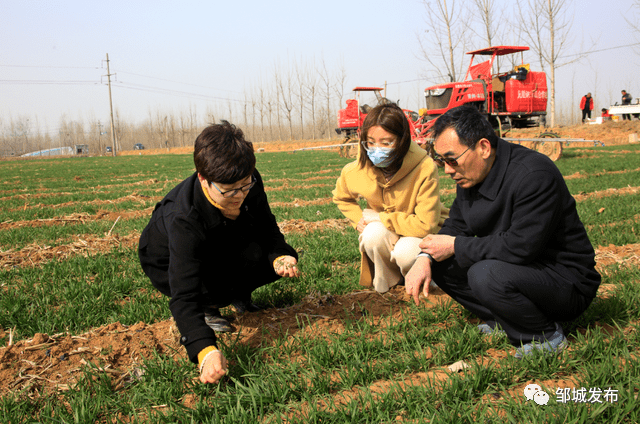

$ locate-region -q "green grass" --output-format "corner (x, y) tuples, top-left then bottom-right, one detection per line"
(1, 144), (639, 423)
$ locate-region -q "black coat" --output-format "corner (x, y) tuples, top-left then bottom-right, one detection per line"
(139, 170), (297, 362)
(440, 138), (601, 298)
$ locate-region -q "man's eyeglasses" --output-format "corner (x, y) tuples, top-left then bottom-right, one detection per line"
(210, 176), (256, 198)
(433, 146), (471, 167)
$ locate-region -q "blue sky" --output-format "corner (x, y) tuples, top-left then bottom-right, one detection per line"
(1, 0), (638, 135)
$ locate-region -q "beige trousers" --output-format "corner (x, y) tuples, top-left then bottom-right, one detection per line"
(358, 221), (422, 293)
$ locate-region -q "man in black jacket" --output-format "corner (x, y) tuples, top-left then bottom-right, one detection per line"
(405, 106), (600, 358)
(139, 121), (299, 383)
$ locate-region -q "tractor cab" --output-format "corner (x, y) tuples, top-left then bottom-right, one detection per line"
(423, 46), (547, 132)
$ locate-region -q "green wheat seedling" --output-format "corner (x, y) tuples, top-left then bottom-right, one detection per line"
(1, 147), (639, 422)
(0, 216), (150, 250)
(565, 170), (640, 193)
(577, 193), (640, 226)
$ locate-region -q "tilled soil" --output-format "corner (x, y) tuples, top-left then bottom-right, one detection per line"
(1, 125), (639, 406)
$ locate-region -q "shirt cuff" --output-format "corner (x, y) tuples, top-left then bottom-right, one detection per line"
(197, 345), (218, 368)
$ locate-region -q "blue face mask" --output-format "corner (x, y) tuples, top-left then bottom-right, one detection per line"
(366, 147), (393, 168)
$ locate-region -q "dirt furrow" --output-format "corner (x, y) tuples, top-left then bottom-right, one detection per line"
(0, 208), (154, 230)
(7, 194), (161, 212)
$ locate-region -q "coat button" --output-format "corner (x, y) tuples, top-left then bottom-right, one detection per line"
(180, 336), (188, 344)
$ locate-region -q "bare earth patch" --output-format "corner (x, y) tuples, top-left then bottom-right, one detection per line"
(0, 286), (449, 398)
(0, 274), (633, 403)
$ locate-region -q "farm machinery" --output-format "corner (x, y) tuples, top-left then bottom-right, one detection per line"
(422, 46), (547, 135)
(607, 100), (640, 120)
(419, 45), (603, 160)
(328, 46), (602, 161)
(334, 87), (431, 157)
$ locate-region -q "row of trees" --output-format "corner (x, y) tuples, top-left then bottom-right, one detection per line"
(0, 57), (352, 156)
(4, 0), (635, 157)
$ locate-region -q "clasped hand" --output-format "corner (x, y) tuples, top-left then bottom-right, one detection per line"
(356, 208), (381, 233)
(274, 255), (300, 277)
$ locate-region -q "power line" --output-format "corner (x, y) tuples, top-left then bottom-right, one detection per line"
(116, 70), (244, 94)
(549, 42), (640, 58)
(0, 80), (98, 84)
(0, 64), (99, 69)
(109, 81), (246, 103)
(386, 78), (424, 85)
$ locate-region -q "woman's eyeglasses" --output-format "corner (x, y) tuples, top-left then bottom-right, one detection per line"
(210, 176), (256, 198)
(433, 146), (470, 167)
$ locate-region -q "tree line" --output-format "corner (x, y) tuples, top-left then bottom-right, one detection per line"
(0, 57), (349, 156)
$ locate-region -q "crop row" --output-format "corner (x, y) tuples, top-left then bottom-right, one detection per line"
(1, 143), (640, 422)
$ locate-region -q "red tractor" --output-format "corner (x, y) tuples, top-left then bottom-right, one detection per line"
(422, 45), (547, 135)
(335, 87), (430, 156)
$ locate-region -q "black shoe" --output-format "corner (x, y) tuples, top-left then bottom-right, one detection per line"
(231, 299), (264, 313)
(204, 309), (233, 332)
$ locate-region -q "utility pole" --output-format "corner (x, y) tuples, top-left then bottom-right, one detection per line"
(105, 53), (118, 157)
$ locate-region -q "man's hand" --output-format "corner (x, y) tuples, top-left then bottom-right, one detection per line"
(199, 350), (228, 384)
(405, 256), (432, 306)
(274, 255), (300, 277)
(419, 234), (456, 262)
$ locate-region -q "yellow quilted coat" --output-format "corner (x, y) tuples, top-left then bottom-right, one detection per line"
(332, 141), (449, 287)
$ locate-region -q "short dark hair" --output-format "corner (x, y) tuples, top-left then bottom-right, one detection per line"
(432, 106), (498, 148)
(193, 121), (255, 184)
(358, 103), (411, 173)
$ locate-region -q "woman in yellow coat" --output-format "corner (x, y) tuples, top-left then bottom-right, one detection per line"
(332, 103), (448, 292)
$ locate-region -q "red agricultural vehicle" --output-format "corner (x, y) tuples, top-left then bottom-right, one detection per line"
(422, 45), (547, 135)
(335, 87), (430, 157)
(327, 48), (599, 161)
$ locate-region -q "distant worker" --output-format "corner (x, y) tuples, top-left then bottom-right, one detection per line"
(332, 103), (448, 294)
(580, 93), (594, 123)
(601, 108), (611, 119)
(621, 90), (632, 120)
(138, 121), (300, 384)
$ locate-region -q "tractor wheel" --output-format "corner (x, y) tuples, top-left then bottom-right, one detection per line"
(339, 136), (358, 158)
(533, 132), (563, 161)
(533, 140), (563, 161)
(339, 144), (358, 158)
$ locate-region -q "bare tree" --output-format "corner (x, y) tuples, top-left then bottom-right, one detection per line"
(318, 57), (333, 138)
(266, 97), (275, 141)
(276, 63), (295, 140)
(273, 65), (284, 141)
(516, 0), (588, 128)
(417, 0), (469, 82)
(469, 0), (507, 71)
(334, 60), (347, 115)
(625, 0), (640, 51)
(306, 64), (318, 140)
(294, 59), (306, 140)
(258, 83), (267, 142)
